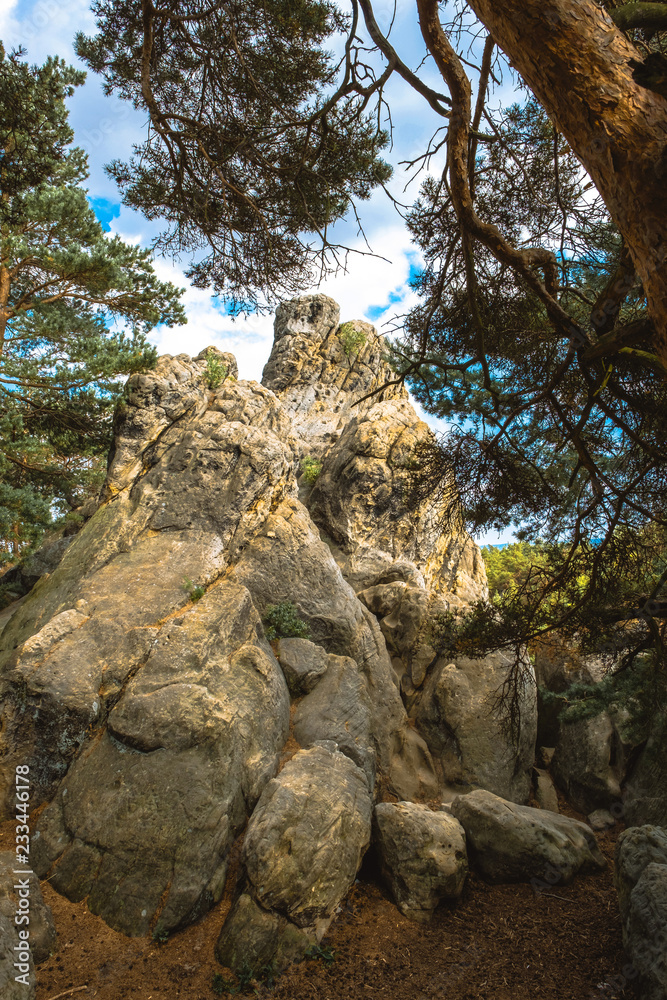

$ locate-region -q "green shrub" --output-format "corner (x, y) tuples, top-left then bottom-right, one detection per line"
(339, 321), (367, 357)
(301, 455), (323, 485)
(205, 353), (227, 388)
(182, 577), (206, 601)
(263, 601), (310, 640)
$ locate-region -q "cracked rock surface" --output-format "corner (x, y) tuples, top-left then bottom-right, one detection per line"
(0, 295), (541, 957)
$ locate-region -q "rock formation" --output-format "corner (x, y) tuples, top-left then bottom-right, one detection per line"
(615, 826), (667, 1000)
(0, 295), (551, 968)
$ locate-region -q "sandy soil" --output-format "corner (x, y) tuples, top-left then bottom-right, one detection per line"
(0, 800), (636, 1000)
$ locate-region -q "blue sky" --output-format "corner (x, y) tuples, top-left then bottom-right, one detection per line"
(1, 0), (517, 543)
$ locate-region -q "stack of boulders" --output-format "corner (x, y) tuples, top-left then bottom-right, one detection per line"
(0, 294), (664, 984)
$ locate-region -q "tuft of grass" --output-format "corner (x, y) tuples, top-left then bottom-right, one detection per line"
(263, 601), (310, 641)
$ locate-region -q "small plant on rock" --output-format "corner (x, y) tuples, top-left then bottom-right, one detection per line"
(300, 455), (322, 486)
(339, 321), (367, 357)
(205, 352), (228, 388)
(263, 601), (310, 640)
(182, 577), (206, 602)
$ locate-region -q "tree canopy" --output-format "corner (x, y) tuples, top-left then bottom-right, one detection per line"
(74, 0), (667, 673)
(0, 46), (186, 559)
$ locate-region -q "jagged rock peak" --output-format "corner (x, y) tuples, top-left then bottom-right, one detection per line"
(261, 294), (407, 457)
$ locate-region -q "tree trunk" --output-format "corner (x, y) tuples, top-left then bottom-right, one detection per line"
(465, 0), (667, 366)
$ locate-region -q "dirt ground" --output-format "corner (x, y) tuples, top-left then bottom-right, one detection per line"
(0, 801), (636, 1000)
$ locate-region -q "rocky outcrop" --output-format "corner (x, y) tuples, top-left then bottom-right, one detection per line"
(262, 296), (404, 459)
(450, 789), (606, 884)
(615, 826), (667, 1000)
(373, 802), (468, 921)
(0, 294), (541, 965)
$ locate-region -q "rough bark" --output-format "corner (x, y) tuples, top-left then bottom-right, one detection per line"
(464, 0), (667, 366)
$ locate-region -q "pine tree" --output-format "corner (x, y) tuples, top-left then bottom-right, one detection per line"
(0, 46), (186, 561)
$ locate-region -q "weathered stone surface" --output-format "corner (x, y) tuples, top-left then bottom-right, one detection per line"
(615, 832), (667, 1000)
(615, 825), (667, 923)
(0, 852), (56, 964)
(587, 809), (615, 831)
(624, 711), (667, 829)
(215, 893), (311, 973)
(373, 802), (468, 921)
(450, 789), (605, 884)
(230, 496), (439, 802)
(32, 581), (289, 937)
(293, 653), (375, 786)
(240, 746), (372, 939)
(413, 652), (537, 803)
(552, 714), (623, 814)
(624, 864), (667, 1000)
(276, 637), (329, 695)
(262, 296), (405, 459)
(534, 768), (559, 813)
(309, 398), (486, 600)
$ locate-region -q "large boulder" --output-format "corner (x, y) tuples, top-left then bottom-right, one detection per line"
(616, 826), (667, 1000)
(32, 581), (290, 937)
(450, 789), (606, 884)
(615, 825), (667, 924)
(217, 745), (372, 968)
(373, 802), (468, 921)
(624, 709), (667, 828)
(293, 653), (375, 786)
(551, 714), (623, 814)
(413, 652), (537, 803)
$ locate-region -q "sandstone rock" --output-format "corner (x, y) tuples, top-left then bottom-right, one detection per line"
(587, 809), (615, 831)
(413, 652), (537, 803)
(552, 714), (623, 814)
(624, 711), (667, 828)
(373, 802), (468, 921)
(32, 581), (289, 937)
(262, 296), (405, 459)
(309, 398), (486, 600)
(625, 864), (667, 1000)
(615, 825), (667, 923)
(237, 746), (372, 941)
(450, 789), (605, 884)
(0, 294), (525, 949)
(534, 768), (559, 813)
(215, 893), (311, 974)
(230, 496), (439, 802)
(276, 637), (329, 695)
(293, 653), (375, 787)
